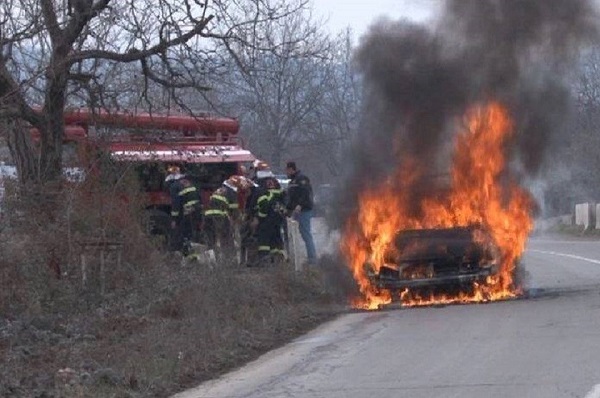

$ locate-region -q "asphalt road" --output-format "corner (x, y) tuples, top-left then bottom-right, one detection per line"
(174, 236), (600, 398)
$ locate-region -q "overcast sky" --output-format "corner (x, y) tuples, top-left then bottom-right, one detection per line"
(310, 0), (442, 38)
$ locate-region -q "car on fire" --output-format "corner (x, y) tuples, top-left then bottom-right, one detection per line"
(366, 225), (500, 291)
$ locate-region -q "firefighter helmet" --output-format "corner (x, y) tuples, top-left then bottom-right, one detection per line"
(165, 173), (184, 182)
(223, 175), (241, 192)
(255, 161), (270, 171)
(255, 161), (274, 179)
(167, 165), (180, 174)
(165, 164), (183, 182)
(229, 175), (244, 185)
(238, 176), (255, 190)
(224, 175), (254, 191)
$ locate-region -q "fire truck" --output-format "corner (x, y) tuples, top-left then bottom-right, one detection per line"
(54, 109), (256, 236)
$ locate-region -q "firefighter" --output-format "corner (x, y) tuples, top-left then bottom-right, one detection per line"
(243, 161), (274, 265)
(203, 186), (234, 264)
(223, 175), (244, 221)
(166, 165), (184, 252)
(237, 176), (260, 266)
(223, 175), (253, 266)
(254, 175), (286, 266)
(245, 161), (275, 217)
(167, 167), (201, 256)
(222, 175), (248, 264)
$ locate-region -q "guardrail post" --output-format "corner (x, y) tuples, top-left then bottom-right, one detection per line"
(287, 218), (303, 271)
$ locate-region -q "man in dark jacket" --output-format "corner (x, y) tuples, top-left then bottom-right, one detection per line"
(286, 161), (317, 265)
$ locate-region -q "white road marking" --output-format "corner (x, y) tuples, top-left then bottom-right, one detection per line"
(529, 249), (600, 265)
(584, 384), (600, 398)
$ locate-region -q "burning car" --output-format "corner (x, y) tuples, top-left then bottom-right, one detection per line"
(342, 103), (534, 309)
(366, 226), (500, 291)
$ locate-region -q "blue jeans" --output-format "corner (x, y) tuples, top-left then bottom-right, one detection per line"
(294, 210), (317, 263)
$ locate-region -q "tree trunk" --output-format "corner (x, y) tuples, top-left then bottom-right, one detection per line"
(2, 69), (67, 216)
(40, 66), (67, 185)
(271, 141), (283, 171)
(3, 118), (39, 185)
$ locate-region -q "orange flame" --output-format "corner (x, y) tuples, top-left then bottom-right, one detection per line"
(341, 102), (534, 309)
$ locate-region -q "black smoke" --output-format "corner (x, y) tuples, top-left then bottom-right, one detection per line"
(338, 0), (598, 225)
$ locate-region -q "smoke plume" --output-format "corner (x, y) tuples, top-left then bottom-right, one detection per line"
(341, 0), (598, 223)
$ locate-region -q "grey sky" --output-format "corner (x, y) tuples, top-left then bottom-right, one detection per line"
(310, 0), (441, 38)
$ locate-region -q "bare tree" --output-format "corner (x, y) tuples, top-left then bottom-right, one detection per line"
(0, 0), (298, 196)
(542, 46), (600, 215)
(215, 1), (333, 169)
(300, 30), (361, 179)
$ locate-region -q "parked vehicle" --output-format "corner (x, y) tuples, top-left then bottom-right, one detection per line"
(31, 109), (257, 236)
(273, 174), (290, 191)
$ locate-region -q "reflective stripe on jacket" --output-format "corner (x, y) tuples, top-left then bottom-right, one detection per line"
(204, 193), (230, 217)
(256, 189), (284, 219)
(224, 185), (240, 210)
(178, 186), (200, 216)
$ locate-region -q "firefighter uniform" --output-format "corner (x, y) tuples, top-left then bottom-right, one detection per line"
(223, 181), (243, 233)
(203, 188), (234, 263)
(222, 175), (255, 266)
(223, 184), (240, 215)
(170, 177), (201, 255)
(255, 179), (286, 265)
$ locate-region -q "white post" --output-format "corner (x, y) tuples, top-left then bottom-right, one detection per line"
(287, 218), (302, 271)
(575, 203), (595, 230)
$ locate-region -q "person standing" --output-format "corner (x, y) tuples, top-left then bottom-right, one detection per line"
(243, 161), (275, 265)
(222, 175), (252, 264)
(166, 166), (185, 252)
(255, 176), (286, 266)
(203, 186), (234, 263)
(166, 167), (201, 255)
(223, 175), (244, 222)
(175, 176), (201, 255)
(285, 161), (317, 265)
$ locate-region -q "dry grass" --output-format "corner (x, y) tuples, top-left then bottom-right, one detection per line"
(0, 255), (343, 397)
(0, 174), (349, 397)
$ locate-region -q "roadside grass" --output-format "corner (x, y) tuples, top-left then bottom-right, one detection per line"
(0, 247), (346, 397)
(545, 223), (600, 238)
(0, 177), (351, 397)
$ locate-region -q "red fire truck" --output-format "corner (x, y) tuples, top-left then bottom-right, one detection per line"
(55, 108), (256, 235)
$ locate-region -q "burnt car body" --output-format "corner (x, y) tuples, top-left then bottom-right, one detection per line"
(367, 226), (499, 290)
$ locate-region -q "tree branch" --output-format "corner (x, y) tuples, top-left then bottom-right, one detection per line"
(68, 71), (94, 82)
(0, 56), (42, 127)
(40, 0), (63, 45)
(67, 15), (214, 65)
(63, 0), (111, 46)
(139, 57), (210, 91)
